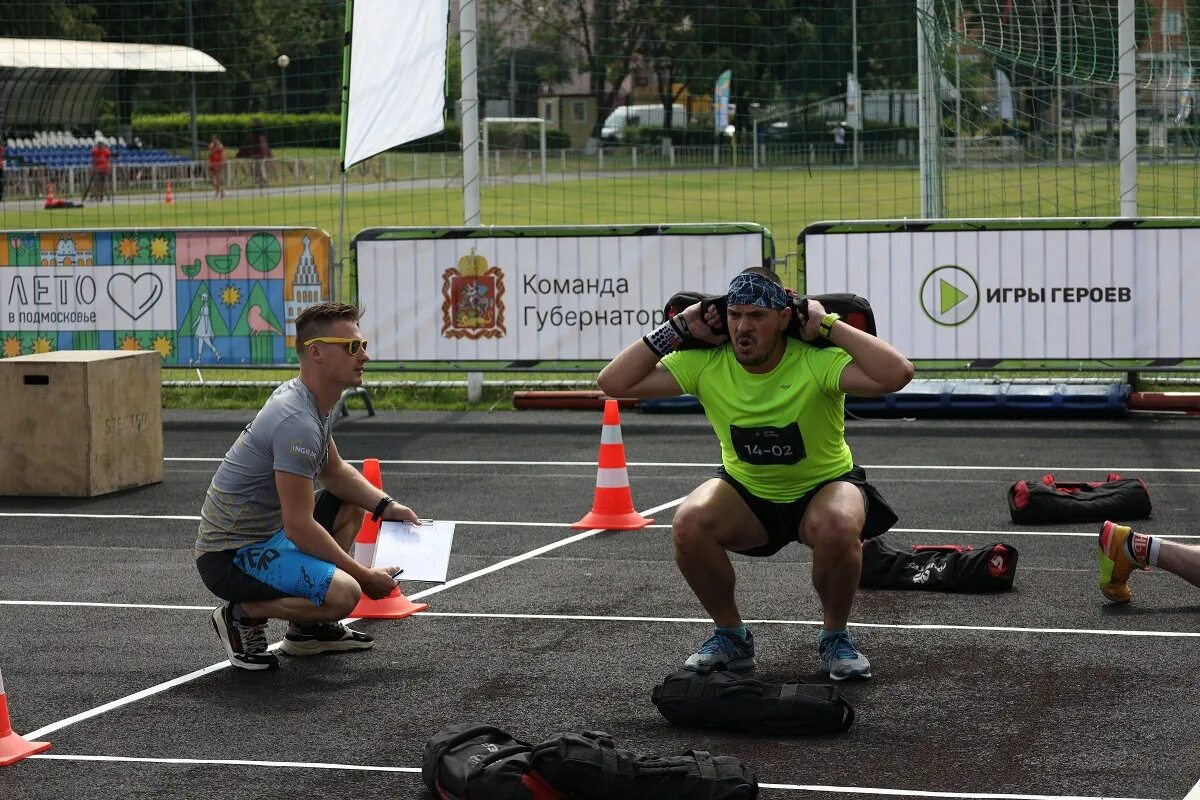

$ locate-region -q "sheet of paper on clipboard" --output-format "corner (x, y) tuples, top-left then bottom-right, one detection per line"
(373, 520), (455, 583)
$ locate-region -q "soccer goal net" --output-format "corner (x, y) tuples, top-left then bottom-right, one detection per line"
(923, 0), (1198, 217)
(481, 116), (548, 184)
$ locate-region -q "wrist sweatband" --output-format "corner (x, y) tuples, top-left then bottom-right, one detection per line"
(371, 495), (393, 522)
(818, 312), (841, 339)
(643, 318), (684, 358)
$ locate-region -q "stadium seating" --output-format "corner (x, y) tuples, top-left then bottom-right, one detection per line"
(4, 130), (190, 169)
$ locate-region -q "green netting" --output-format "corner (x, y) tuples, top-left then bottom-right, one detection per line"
(927, 1), (1133, 84)
(0, 0), (1196, 288)
(923, 0), (1199, 217)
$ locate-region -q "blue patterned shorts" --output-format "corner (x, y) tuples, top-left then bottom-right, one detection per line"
(232, 530), (336, 607)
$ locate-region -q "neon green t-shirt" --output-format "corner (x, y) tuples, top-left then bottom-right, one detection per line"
(662, 339), (854, 502)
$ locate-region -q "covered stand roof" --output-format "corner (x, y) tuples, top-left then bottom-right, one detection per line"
(0, 38), (225, 130)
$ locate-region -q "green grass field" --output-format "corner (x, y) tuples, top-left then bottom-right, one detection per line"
(4, 160), (1197, 291)
(3, 158), (1197, 407)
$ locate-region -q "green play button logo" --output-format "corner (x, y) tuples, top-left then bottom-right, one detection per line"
(940, 278), (968, 314)
(920, 266), (979, 326)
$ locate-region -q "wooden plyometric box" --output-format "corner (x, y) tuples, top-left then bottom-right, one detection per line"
(0, 351), (163, 496)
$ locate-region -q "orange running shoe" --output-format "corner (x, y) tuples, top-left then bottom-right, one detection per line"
(1098, 520), (1137, 603)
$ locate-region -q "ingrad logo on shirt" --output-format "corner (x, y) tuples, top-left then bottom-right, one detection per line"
(290, 440), (319, 461)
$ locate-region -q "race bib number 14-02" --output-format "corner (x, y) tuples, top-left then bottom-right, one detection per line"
(729, 423), (805, 465)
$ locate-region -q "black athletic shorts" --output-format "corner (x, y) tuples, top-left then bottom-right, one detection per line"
(195, 489), (345, 603)
(715, 464), (897, 558)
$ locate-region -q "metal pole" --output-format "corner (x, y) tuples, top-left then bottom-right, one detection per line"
(955, 0), (963, 163)
(461, 0), (482, 225)
(509, 47), (517, 116)
(852, 0), (859, 168)
(1118, 0), (1137, 216)
(917, 0), (942, 217)
(752, 116), (759, 169)
(186, 0), (199, 162)
(1055, 0), (1063, 162)
(539, 120), (546, 183)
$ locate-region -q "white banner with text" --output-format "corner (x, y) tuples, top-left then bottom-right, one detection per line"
(803, 224), (1200, 360)
(356, 228), (769, 361)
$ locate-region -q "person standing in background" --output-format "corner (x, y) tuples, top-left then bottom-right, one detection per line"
(84, 136), (113, 201)
(240, 118), (272, 188)
(832, 123), (847, 165)
(207, 134), (226, 199)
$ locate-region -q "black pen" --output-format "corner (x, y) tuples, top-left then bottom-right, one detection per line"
(391, 569), (405, 580)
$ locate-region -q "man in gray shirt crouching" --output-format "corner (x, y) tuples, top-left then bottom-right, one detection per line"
(195, 302), (421, 670)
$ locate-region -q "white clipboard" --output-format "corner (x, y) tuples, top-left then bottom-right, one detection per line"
(372, 520), (455, 583)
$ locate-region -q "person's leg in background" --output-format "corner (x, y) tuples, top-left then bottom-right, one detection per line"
(1100, 521), (1200, 602)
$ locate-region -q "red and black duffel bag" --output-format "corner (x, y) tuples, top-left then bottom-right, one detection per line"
(1007, 473), (1151, 525)
(860, 538), (1018, 592)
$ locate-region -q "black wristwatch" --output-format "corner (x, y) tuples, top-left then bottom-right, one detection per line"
(371, 495), (393, 522)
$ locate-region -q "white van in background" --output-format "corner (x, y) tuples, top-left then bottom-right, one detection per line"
(600, 104), (687, 141)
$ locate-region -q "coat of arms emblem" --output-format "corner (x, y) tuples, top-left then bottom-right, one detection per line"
(441, 253), (506, 339)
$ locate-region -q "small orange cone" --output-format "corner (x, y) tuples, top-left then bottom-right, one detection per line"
(43, 184), (56, 209)
(0, 669), (50, 767)
(572, 399), (653, 530)
(350, 457), (428, 620)
(163, 181), (175, 204)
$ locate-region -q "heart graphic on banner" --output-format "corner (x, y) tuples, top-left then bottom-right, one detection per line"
(107, 273), (164, 321)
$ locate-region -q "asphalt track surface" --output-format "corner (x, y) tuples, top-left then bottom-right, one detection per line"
(2, 409), (1200, 800)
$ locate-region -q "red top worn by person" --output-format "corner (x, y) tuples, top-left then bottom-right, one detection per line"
(92, 141), (112, 174)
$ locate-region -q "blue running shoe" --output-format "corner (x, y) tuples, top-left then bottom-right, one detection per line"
(818, 629), (872, 681)
(684, 628), (756, 673)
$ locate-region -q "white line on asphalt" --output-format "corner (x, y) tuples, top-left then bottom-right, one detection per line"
(0, 512), (203, 520)
(3, 602), (1195, 640)
(411, 612), (1200, 639)
(27, 754), (1163, 800)
(32, 753), (419, 773)
(162, 457), (1200, 473)
(753, 784), (1160, 800)
(2, 514), (1196, 541)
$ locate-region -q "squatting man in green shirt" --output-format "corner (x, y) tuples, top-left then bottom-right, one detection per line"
(598, 268), (914, 680)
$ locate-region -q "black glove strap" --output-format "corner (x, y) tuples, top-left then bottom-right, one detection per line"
(371, 495), (393, 522)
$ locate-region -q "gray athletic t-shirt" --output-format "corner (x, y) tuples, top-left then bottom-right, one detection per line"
(195, 378), (335, 553)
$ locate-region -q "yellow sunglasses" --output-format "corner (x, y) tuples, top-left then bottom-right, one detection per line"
(303, 336), (368, 355)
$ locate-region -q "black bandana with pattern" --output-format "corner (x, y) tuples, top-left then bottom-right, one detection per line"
(726, 273), (789, 310)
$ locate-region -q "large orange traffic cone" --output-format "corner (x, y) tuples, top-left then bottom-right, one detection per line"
(350, 457), (428, 620)
(163, 181), (175, 205)
(351, 458), (384, 568)
(572, 399), (653, 530)
(43, 184), (56, 209)
(0, 669), (50, 767)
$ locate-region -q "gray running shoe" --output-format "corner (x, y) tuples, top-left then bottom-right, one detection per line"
(211, 604), (278, 671)
(684, 628), (756, 673)
(818, 630), (872, 681)
(279, 621), (374, 656)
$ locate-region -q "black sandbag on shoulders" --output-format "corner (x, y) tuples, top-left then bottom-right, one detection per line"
(529, 729), (757, 800)
(651, 669), (854, 736)
(1008, 473), (1151, 524)
(663, 291), (875, 350)
(860, 538), (1018, 592)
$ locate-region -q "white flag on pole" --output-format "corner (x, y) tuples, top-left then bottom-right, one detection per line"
(846, 72), (861, 129)
(995, 68), (1015, 122)
(344, 1), (449, 170)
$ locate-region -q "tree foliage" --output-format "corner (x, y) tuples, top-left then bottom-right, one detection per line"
(7, 0), (932, 132)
